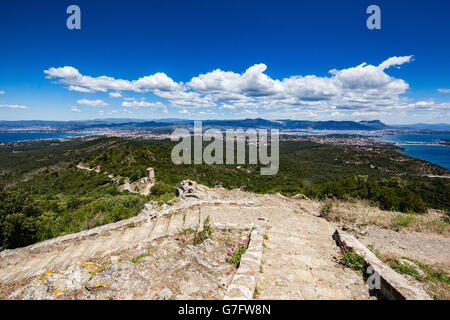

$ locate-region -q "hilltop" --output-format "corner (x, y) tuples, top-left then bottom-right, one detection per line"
(0, 182), (448, 300)
(0, 136), (448, 251)
(0, 136), (448, 299)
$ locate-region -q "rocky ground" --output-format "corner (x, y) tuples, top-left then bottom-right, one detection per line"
(325, 201), (450, 299)
(1, 181), (445, 300)
(3, 228), (247, 300)
(327, 201), (450, 272)
(358, 226), (450, 272)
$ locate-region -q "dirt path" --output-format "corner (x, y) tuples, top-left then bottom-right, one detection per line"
(77, 163), (153, 196)
(76, 164), (99, 172)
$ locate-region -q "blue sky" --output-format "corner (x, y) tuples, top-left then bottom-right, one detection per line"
(0, 0), (449, 123)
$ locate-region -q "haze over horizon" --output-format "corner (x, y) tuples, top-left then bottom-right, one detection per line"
(0, 118), (449, 128)
(0, 0), (449, 124)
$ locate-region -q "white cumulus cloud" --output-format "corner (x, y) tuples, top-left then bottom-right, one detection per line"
(77, 99), (108, 107)
(44, 56), (450, 121)
(69, 86), (94, 93)
(44, 66), (182, 93)
(121, 101), (166, 108)
(0, 104), (30, 110)
(109, 92), (122, 98)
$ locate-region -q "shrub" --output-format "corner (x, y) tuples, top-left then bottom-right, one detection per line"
(0, 190), (41, 250)
(391, 257), (450, 284)
(319, 199), (333, 218)
(308, 176), (428, 214)
(227, 238), (249, 268)
(391, 214), (416, 232)
(150, 183), (175, 196)
(390, 259), (423, 281)
(338, 241), (365, 272)
(36, 194), (146, 241)
(193, 216), (213, 245)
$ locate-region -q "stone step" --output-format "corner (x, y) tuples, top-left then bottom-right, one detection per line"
(82, 235), (114, 258)
(167, 212), (185, 234)
(150, 216), (171, 239)
(29, 251), (62, 274)
(51, 240), (84, 268)
(183, 209), (200, 229)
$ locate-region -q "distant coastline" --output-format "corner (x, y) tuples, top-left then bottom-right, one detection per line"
(376, 134), (450, 170)
(0, 131), (101, 143)
(0, 128), (448, 170)
(395, 142), (450, 147)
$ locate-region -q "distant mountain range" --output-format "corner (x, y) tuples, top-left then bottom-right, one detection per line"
(200, 119), (390, 130)
(0, 118), (448, 132)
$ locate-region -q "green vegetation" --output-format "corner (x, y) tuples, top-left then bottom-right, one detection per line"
(309, 175), (428, 213)
(36, 194), (147, 240)
(178, 216), (213, 245)
(391, 214), (416, 231)
(391, 257), (450, 284)
(0, 136), (448, 250)
(0, 187), (148, 249)
(227, 242), (248, 268)
(150, 182), (175, 196)
(253, 286), (260, 299)
(338, 241), (366, 272)
(391, 259), (424, 280)
(319, 199), (334, 218)
(0, 139), (177, 249)
(0, 190), (41, 250)
(389, 257), (450, 299)
(130, 253), (151, 264)
(193, 216), (213, 245)
(178, 227), (196, 236)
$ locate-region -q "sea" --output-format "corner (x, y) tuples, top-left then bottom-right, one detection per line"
(0, 131), (97, 142)
(376, 134), (450, 170)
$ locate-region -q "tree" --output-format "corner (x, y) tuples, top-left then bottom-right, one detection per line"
(0, 190), (41, 250)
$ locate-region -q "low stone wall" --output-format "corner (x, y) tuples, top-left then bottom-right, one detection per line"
(224, 218), (268, 300)
(332, 229), (431, 300)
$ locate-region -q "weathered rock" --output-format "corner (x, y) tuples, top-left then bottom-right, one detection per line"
(292, 194), (310, 200)
(202, 239), (217, 252)
(110, 256), (120, 264)
(158, 287), (173, 300)
(184, 193), (200, 199)
(176, 180), (207, 199)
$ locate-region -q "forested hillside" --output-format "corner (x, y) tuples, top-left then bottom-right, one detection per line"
(0, 137), (448, 250)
